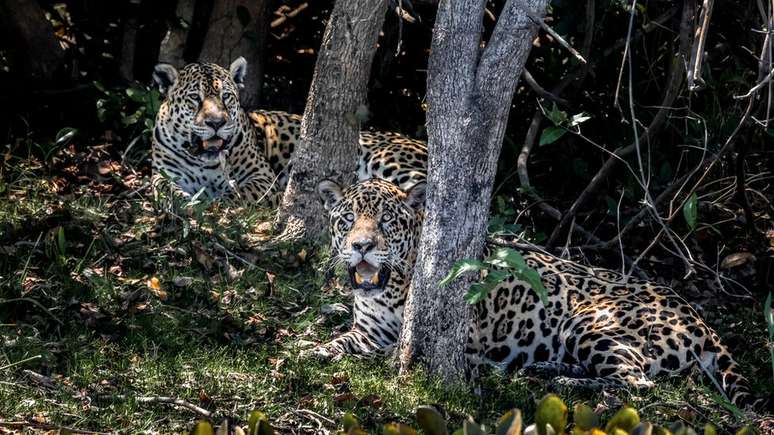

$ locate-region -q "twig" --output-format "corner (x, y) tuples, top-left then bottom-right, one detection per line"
(295, 409), (336, 426)
(687, 0), (714, 91)
(0, 421), (109, 435)
(515, 3), (587, 64)
(0, 354), (41, 371)
(734, 67), (774, 100)
(0, 298), (64, 326)
(104, 394), (212, 418)
(613, 0), (639, 108)
(270, 2), (309, 28)
(547, 0), (693, 247)
(522, 69), (570, 106)
(516, 0), (594, 222)
(213, 242), (264, 270)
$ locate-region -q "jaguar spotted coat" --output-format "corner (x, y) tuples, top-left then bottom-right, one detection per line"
(314, 178), (766, 411)
(151, 58), (428, 206)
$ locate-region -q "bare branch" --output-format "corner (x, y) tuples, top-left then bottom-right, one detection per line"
(514, 2), (587, 64)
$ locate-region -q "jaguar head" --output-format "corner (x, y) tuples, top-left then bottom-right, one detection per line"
(153, 57), (247, 160)
(318, 178), (426, 297)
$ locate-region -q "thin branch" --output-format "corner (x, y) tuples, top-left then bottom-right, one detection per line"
(515, 2), (587, 64)
(516, 0), (600, 246)
(546, 0), (693, 247)
(733, 66), (774, 99)
(687, 0), (714, 91)
(522, 69), (571, 106)
(271, 2), (309, 28)
(104, 394), (212, 418)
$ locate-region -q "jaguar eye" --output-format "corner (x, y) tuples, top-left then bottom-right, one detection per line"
(381, 212), (394, 223)
(343, 212), (355, 223)
(188, 93), (201, 102)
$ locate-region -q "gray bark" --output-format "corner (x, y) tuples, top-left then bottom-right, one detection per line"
(397, 0), (547, 382)
(0, 0), (64, 82)
(274, 0), (389, 241)
(158, 0), (196, 67)
(198, 0), (271, 108)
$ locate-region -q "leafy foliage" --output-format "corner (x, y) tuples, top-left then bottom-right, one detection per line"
(186, 394), (754, 435)
(440, 247), (548, 306)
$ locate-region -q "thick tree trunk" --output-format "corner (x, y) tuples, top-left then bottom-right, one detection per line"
(158, 0), (196, 67)
(274, 0), (389, 241)
(397, 0), (547, 382)
(0, 0), (64, 82)
(198, 0), (271, 108)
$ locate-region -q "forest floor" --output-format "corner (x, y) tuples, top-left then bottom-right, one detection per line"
(1, 142), (773, 433)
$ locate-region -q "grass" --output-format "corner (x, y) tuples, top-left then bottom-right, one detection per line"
(0, 149), (772, 433)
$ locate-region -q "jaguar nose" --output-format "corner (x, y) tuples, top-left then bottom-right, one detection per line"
(205, 118), (226, 131)
(351, 239), (375, 254)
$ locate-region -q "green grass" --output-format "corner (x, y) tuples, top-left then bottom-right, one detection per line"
(0, 153), (771, 433)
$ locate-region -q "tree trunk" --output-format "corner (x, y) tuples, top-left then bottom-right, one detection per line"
(0, 0), (64, 82)
(158, 0), (196, 67)
(397, 0), (547, 382)
(119, 0), (142, 82)
(198, 0), (271, 108)
(274, 0), (389, 241)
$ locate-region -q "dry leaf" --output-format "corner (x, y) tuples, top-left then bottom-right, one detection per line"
(192, 241), (215, 270)
(720, 252), (755, 269)
(146, 277), (167, 300)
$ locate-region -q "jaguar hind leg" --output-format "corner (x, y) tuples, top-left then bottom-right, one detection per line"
(521, 361), (588, 378)
(550, 369), (654, 391)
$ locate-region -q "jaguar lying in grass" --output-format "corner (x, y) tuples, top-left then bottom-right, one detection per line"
(150, 58), (427, 206)
(312, 177), (768, 411)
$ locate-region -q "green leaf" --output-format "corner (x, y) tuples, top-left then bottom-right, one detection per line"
(495, 409), (522, 435)
(416, 406), (448, 435)
(148, 89), (162, 114)
(462, 418), (486, 435)
(247, 410), (268, 435)
(464, 270), (508, 304)
(539, 126), (566, 146)
(190, 420), (215, 435)
(57, 226), (67, 257)
(92, 80), (107, 93)
(342, 413), (360, 432)
(439, 259), (486, 287)
(572, 404), (598, 431)
(544, 103), (568, 125)
(383, 423), (418, 435)
(535, 394), (567, 435)
(236, 5), (251, 27)
(126, 87), (146, 102)
(485, 247), (527, 270)
(683, 192), (698, 231)
(55, 127), (78, 147)
(520, 268), (548, 306)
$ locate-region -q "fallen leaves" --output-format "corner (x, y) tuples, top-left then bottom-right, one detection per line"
(146, 276), (167, 300)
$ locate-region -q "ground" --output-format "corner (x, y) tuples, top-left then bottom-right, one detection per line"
(0, 142), (772, 433)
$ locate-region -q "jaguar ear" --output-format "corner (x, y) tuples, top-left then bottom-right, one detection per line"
(229, 57), (247, 88)
(317, 179), (344, 211)
(153, 63), (178, 94)
(404, 181), (426, 210)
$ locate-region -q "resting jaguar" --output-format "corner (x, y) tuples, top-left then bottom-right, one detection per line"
(313, 178), (767, 410)
(150, 58), (427, 205)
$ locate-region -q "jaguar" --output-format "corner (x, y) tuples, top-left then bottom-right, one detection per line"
(151, 58), (427, 205)
(313, 177), (767, 410)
